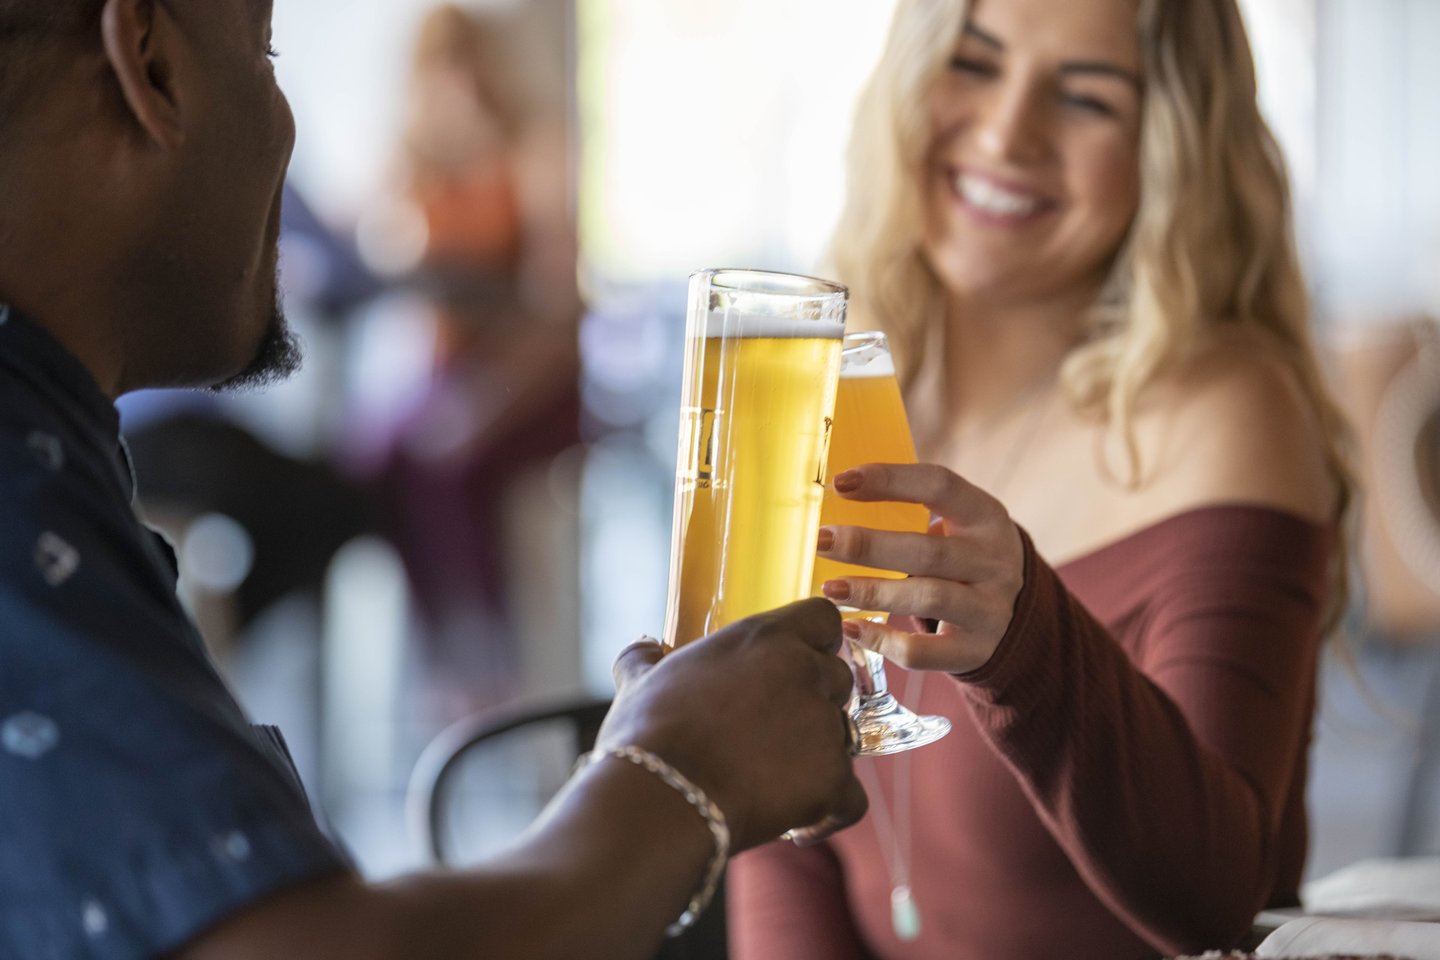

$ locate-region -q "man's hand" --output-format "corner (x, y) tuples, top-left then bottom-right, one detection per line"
(598, 598), (867, 850)
(176, 599), (865, 960)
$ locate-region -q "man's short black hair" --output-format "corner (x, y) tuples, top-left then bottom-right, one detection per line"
(0, 1), (105, 132)
(0, 0), (103, 33)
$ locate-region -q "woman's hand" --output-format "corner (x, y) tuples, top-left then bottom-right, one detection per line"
(818, 463), (1026, 674)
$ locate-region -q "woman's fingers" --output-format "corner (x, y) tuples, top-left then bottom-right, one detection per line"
(827, 569), (1023, 673)
(821, 524), (996, 582)
(835, 462), (997, 526)
(826, 575), (983, 632)
(819, 460), (1026, 674)
(842, 617), (991, 674)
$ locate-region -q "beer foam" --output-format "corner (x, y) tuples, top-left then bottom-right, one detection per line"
(702, 309), (845, 339)
(840, 340), (897, 378)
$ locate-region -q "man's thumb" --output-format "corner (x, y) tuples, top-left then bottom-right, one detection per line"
(612, 635), (665, 692)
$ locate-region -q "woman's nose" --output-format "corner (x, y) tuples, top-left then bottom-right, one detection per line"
(973, 80), (1047, 165)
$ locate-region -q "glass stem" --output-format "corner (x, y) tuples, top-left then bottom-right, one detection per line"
(847, 638), (889, 701)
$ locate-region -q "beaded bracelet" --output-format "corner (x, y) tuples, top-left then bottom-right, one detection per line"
(576, 745), (731, 936)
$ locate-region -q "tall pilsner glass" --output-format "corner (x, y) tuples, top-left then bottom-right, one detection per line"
(812, 331), (951, 755)
(663, 269), (846, 647)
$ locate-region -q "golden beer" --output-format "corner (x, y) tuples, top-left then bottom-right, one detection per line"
(664, 271), (846, 647)
(803, 330), (951, 757)
(811, 334), (929, 619)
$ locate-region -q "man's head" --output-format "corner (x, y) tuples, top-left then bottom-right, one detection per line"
(0, 0), (299, 396)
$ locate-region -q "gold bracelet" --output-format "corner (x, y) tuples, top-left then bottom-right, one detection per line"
(577, 745), (731, 936)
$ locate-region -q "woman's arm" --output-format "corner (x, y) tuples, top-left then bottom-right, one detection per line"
(817, 345), (1339, 954)
(955, 514), (1327, 953)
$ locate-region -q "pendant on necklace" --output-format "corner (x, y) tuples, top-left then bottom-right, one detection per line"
(891, 885), (921, 942)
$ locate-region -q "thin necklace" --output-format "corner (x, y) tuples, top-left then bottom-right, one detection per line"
(861, 377), (1057, 944)
(857, 667), (926, 942)
(945, 373), (1058, 495)
(949, 373), (1053, 448)
(984, 383), (1056, 495)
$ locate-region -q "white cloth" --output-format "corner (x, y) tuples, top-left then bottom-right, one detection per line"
(1258, 918), (1440, 959)
(1303, 858), (1440, 917)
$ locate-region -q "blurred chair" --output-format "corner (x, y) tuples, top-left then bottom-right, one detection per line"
(406, 694), (728, 960)
(1328, 316), (1440, 856)
(125, 411), (376, 656)
(1331, 317), (1440, 641)
(408, 694), (611, 865)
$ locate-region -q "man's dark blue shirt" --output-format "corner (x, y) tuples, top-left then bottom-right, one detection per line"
(0, 305), (349, 959)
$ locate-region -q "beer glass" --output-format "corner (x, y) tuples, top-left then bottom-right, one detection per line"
(812, 331), (950, 755)
(663, 269), (847, 647)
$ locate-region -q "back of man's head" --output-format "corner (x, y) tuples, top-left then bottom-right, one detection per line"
(0, 0), (101, 28)
(0, 1), (103, 133)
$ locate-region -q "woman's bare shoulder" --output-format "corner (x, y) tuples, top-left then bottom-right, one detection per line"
(1131, 326), (1339, 525)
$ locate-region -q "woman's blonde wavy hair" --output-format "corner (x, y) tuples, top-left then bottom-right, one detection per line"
(827, 0), (1355, 614)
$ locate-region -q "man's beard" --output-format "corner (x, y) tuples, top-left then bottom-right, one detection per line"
(209, 283), (303, 393)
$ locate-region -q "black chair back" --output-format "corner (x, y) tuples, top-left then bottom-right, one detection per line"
(407, 695), (727, 959)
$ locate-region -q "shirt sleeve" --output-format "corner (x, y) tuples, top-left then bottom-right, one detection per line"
(727, 841), (872, 960)
(0, 443), (352, 960)
(957, 513), (1331, 956)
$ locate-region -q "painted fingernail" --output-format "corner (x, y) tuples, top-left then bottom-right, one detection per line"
(817, 527), (835, 552)
(822, 580), (851, 602)
(833, 470), (862, 493)
(841, 620), (861, 640)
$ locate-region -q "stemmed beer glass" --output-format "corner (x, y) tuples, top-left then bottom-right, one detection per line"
(811, 332), (951, 755)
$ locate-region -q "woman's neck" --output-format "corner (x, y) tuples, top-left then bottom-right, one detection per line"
(939, 286), (1096, 425)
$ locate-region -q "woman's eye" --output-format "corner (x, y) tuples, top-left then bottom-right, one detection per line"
(266, 44), (281, 60)
(948, 56), (995, 77)
(1062, 94), (1113, 116)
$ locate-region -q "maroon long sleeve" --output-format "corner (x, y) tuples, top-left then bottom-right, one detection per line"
(729, 505), (1332, 960)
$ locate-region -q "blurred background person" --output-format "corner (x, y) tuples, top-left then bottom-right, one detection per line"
(346, 2), (583, 723)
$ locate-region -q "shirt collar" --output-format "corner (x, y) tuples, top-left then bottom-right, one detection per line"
(0, 302), (132, 499)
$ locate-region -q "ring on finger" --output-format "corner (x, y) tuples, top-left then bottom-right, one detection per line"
(844, 711), (863, 757)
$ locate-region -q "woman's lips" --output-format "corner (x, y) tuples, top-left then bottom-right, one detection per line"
(948, 168), (1055, 225)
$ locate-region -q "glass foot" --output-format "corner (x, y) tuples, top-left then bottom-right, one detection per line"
(847, 642), (949, 756)
(852, 690), (951, 756)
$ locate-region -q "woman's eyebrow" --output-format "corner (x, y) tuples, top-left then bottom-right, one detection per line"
(1060, 61), (1142, 91)
(961, 21), (1142, 91)
(962, 22), (1004, 50)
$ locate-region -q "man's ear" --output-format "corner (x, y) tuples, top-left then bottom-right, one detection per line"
(100, 0), (185, 149)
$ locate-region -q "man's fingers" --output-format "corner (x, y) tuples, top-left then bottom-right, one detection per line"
(788, 775), (869, 847)
(818, 650), (857, 707)
(766, 596), (844, 655)
(758, 598), (850, 703)
(612, 636), (664, 692)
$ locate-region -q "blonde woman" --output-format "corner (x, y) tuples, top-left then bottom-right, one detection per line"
(728, 0), (1353, 957)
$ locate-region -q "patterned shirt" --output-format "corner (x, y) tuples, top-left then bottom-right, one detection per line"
(0, 305), (350, 959)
